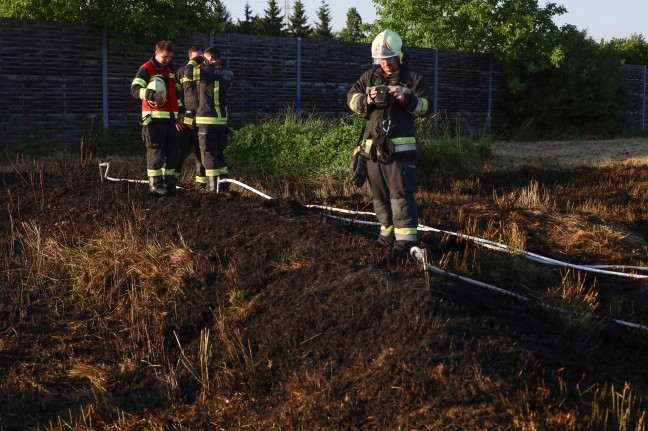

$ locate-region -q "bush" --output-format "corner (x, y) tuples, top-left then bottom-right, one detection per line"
(226, 109), (491, 193)
(227, 110), (360, 182)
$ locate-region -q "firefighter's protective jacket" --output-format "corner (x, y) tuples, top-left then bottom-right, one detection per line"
(189, 60), (233, 127)
(130, 57), (181, 123)
(176, 56), (203, 126)
(347, 64), (431, 157)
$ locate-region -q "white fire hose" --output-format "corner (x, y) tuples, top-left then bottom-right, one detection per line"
(98, 160), (273, 200)
(409, 247), (648, 333)
(97, 161), (648, 332)
(307, 205), (648, 280)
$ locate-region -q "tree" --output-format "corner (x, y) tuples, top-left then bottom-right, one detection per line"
(312, 0), (334, 40)
(288, 1), (310, 38)
(199, 0), (234, 34)
(338, 7), (364, 42)
(369, 0), (566, 71)
(503, 25), (627, 138)
(260, 0), (285, 37)
(366, 0), (631, 137)
(0, 0), (211, 48)
(602, 34), (648, 65)
(236, 1), (258, 35)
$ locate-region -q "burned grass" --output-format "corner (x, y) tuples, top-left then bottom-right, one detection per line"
(1, 140), (648, 430)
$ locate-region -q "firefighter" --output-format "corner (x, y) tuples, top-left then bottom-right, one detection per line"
(130, 40), (183, 196)
(347, 29), (432, 262)
(176, 45), (207, 188)
(193, 46), (233, 193)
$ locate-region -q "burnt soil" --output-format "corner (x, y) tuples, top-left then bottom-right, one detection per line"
(1, 161), (648, 430)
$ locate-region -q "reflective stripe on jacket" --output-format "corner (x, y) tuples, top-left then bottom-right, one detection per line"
(194, 61), (233, 126)
(347, 64), (432, 155)
(130, 57), (180, 120)
(176, 57), (202, 116)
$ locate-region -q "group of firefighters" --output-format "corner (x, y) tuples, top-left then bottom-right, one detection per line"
(130, 40), (233, 196)
(130, 29), (431, 263)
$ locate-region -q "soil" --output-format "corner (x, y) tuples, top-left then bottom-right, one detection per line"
(1, 144), (648, 430)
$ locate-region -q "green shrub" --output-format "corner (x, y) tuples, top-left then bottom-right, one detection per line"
(227, 110), (361, 183)
(228, 109), (491, 187)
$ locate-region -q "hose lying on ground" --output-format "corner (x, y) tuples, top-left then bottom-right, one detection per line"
(99, 160), (273, 200)
(307, 204), (648, 280)
(409, 247), (648, 333)
(98, 161), (648, 332)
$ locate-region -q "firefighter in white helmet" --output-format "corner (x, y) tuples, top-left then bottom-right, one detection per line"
(347, 29), (432, 263)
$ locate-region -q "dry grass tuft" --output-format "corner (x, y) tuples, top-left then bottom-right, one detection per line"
(494, 180), (551, 211)
(67, 363), (110, 393)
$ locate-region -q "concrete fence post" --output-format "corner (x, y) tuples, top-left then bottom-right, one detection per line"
(487, 55), (493, 130)
(433, 49), (439, 122)
(641, 66), (648, 130)
(296, 38), (302, 113)
(102, 23), (109, 130)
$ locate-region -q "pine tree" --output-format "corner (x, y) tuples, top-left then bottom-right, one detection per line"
(203, 0), (233, 33)
(339, 7), (364, 42)
(261, 0), (285, 37)
(312, 0), (334, 40)
(236, 2), (258, 35)
(288, 0), (310, 38)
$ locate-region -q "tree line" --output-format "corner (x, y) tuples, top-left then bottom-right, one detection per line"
(2, 0), (647, 138)
(0, 0), (367, 43)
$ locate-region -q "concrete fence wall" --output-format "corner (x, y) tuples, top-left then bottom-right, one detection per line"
(0, 17), (645, 146)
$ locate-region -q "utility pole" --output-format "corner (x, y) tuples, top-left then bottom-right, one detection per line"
(284, 0), (291, 28)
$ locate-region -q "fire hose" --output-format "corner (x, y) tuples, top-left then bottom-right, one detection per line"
(408, 247), (648, 333)
(98, 161), (648, 332)
(98, 160), (273, 200)
(307, 205), (648, 280)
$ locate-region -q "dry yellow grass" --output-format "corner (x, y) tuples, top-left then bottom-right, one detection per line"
(487, 138), (648, 170)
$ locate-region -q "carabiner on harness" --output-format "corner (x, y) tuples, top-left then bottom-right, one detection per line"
(382, 119), (392, 133)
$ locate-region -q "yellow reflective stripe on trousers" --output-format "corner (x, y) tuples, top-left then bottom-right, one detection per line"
(206, 169), (220, 176)
(196, 117), (228, 125)
(148, 169), (163, 177)
(395, 227), (417, 242)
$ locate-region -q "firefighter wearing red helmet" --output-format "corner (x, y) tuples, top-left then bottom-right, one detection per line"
(347, 29), (433, 262)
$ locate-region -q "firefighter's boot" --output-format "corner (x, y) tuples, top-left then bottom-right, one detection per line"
(165, 175), (178, 195)
(149, 177), (168, 196)
(206, 175), (219, 193)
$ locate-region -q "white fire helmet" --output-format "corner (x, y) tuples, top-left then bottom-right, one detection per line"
(371, 29), (403, 65)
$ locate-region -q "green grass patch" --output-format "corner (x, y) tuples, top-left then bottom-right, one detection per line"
(227, 109), (492, 188)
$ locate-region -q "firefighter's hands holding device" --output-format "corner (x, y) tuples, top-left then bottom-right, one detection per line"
(367, 86), (405, 107)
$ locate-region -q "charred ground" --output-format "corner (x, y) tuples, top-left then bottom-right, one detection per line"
(1, 153), (648, 430)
